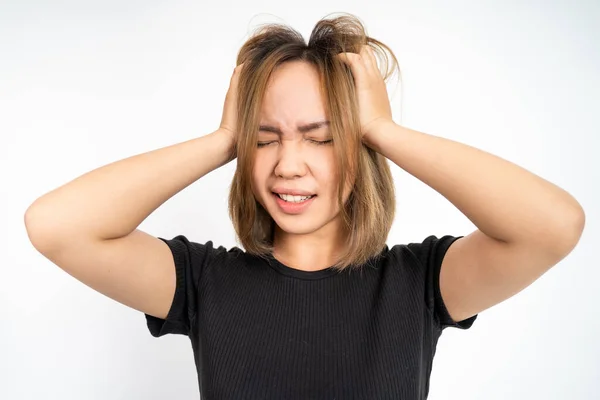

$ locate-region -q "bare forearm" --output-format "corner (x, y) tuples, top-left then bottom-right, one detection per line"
(25, 129), (234, 245)
(364, 120), (585, 251)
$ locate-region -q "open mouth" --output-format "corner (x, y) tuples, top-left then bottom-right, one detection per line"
(272, 192), (316, 203)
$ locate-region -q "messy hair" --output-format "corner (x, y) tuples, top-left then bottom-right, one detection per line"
(228, 13), (401, 271)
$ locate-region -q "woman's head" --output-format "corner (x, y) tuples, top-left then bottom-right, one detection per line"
(228, 13), (401, 271)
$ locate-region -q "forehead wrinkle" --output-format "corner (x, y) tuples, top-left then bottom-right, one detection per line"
(258, 120), (330, 135)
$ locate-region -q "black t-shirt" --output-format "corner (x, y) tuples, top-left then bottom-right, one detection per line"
(145, 234), (477, 399)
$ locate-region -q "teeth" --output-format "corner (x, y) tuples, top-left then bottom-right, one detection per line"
(277, 193), (313, 203)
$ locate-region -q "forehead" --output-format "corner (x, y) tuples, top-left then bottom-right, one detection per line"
(260, 61), (327, 128)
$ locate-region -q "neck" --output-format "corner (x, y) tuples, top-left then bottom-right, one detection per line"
(272, 223), (347, 272)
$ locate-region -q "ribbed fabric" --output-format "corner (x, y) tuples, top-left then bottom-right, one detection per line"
(145, 234), (477, 399)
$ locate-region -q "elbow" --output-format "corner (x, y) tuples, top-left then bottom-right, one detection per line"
(24, 202), (60, 254)
(551, 207), (586, 260)
(567, 207), (585, 248)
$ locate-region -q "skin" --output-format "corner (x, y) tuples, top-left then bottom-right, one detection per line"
(251, 61), (353, 272)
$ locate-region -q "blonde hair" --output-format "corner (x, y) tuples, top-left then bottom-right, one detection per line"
(228, 13), (401, 271)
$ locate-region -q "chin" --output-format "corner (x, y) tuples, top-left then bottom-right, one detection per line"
(271, 214), (326, 236)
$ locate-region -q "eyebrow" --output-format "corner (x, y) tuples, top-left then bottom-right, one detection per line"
(258, 120), (330, 134)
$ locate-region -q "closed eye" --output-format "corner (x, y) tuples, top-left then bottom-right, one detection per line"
(308, 139), (333, 146)
(257, 139), (333, 148)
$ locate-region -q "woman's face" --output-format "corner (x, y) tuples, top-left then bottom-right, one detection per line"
(251, 61), (353, 238)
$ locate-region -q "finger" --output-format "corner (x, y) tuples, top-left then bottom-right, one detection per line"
(337, 52), (367, 82)
(362, 45), (379, 74)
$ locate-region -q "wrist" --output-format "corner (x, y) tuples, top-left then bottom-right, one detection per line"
(211, 129), (237, 164)
(362, 119), (397, 152)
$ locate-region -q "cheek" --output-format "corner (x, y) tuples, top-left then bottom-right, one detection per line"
(312, 165), (338, 197)
(312, 161), (351, 204)
(251, 163), (270, 198)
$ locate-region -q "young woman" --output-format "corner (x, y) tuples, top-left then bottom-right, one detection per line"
(24, 14), (585, 399)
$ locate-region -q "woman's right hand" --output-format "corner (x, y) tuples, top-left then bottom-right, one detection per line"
(219, 63), (244, 158)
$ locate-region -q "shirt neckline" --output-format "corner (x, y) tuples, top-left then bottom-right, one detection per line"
(265, 254), (341, 280)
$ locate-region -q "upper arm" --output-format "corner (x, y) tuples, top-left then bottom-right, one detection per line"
(440, 229), (575, 323)
(31, 228), (176, 320)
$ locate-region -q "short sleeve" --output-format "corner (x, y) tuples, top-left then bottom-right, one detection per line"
(144, 235), (222, 338)
(407, 234), (478, 331)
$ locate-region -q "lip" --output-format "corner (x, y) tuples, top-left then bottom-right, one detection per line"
(272, 187), (315, 196)
(272, 192), (316, 215)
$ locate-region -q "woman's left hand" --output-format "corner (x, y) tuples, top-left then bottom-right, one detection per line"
(337, 45), (393, 142)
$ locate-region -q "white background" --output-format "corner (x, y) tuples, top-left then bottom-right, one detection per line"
(2, 1), (598, 399)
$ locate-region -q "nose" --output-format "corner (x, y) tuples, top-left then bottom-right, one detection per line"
(273, 140), (308, 179)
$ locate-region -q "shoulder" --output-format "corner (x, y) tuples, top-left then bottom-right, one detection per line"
(158, 235), (246, 266)
(393, 234), (462, 266)
(382, 234), (463, 280)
